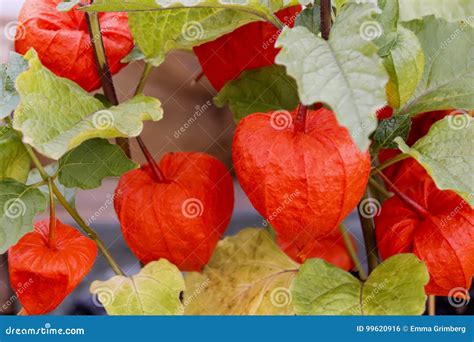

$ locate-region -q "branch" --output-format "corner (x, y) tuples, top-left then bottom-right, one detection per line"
(358, 190), (379, 273)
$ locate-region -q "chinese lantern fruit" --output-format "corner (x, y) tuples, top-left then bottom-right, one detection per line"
(15, 0), (133, 91)
(115, 152), (234, 271)
(193, 6), (301, 90)
(8, 220), (98, 315)
(375, 175), (474, 297)
(232, 107), (371, 252)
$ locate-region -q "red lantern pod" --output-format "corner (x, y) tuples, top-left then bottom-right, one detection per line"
(8, 220), (98, 315)
(15, 0), (134, 91)
(232, 107), (371, 247)
(115, 152), (234, 271)
(193, 6), (301, 91)
(375, 176), (474, 297)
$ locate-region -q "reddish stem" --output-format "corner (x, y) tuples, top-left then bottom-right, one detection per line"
(320, 0), (332, 40)
(379, 172), (430, 219)
(136, 136), (165, 182)
(294, 104), (308, 133)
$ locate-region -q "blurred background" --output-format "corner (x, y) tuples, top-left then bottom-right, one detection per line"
(0, 0), (472, 316)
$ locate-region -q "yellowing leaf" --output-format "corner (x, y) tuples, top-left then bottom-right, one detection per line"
(184, 228), (299, 315)
(13, 49), (163, 159)
(90, 259), (185, 315)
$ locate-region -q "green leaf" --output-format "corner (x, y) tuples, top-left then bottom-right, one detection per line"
(295, 6), (321, 34)
(82, 0), (295, 67)
(1, 52), (28, 118)
(121, 46), (146, 63)
(395, 114), (474, 207)
(27, 164), (76, 208)
(399, 0), (474, 25)
(399, 17), (474, 116)
(292, 254), (429, 315)
(56, 0), (81, 12)
(0, 126), (30, 183)
(184, 228), (299, 315)
(275, 3), (388, 151)
(13, 49), (163, 160)
(0, 179), (47, 253)
(214, 65), (299, 122)
(90, 259), (185, 315)
(58, 139), (137, 190)
(372, 114), (411, 151)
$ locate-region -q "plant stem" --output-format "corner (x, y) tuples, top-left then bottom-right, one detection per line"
(378, 172), (430, 219)
(85, 11), (131, 158)
(368, 177), (391, 199)
(23, 144), (125, 276)
(294, 104), (308, 133)
(340, 224), (367, 281)
(320, 0), (332, 40)
(371, 153), (409, 176)
(428, 295), (436, 315)
(47, 178), (56, 249)
(136, 136), (165, 182)
(134, 63), (153, 95)
(358, 190), (379, 273)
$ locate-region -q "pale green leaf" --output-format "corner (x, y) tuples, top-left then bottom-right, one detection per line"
(0, 179), (46, 253)
(395, 114), (474, 207)
(293, 254), (429, 315)
(214, 65), (299, 122)
(13, 49), (163, 160)
(0, 126), (30, 183)
(58, 139), (137, 190)
(1, 52), (28, 118)
(399, 0), (474, 25)
(27, 163), (76, 208)
(275, 3), (388, 151)
(399, 17), (474, 116)
(90, 259), (185, 315)
(184, 228), (299, 315)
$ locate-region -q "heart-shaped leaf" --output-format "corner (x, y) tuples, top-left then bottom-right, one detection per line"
(395, 114), (474, 207)
(0, 126), (30, 183)
(0, 179), (46, 253)
(184, 228), (299, 315)
(90, 259), (185, 315)
(215, 65), (299, 122)
(292, 254), (429, 315)
(58, 139), (137, 190)
(275, 3), (388, 151)
(13, 49), (163, 160)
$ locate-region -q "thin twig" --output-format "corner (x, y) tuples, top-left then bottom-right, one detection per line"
(428, 295), (436, 316)
(47, 178), (56, 248)
(320, 0), (332, 40)
(340, 224), (367, 280)
(358, 190), (379, 273)
(371, 153), (409, 176)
